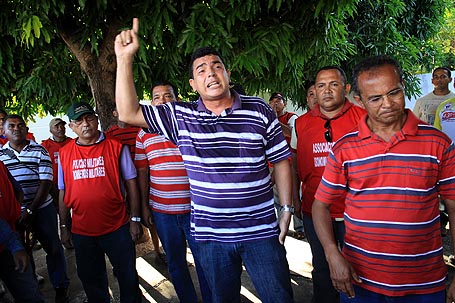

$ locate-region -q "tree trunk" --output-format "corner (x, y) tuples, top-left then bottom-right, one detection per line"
(86, 63), (116, 131)
(59, 22), (120, 130)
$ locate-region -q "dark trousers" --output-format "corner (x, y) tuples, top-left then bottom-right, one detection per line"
(0, 249), (46, 302)
(32, 203), (69, 289)
(72, 223), (141, 303)
(303, 214), (345, 303)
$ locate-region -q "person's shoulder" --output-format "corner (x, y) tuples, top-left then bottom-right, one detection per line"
(240, 95), (265, 103)
(416, 92), (436, 102)
(346, 102), (367, 117)
(332, 127), (361, 150)
(296, 110), (314, 122)
(41, 138), (51, 146)
(28, 140), (47, 151)
(437, 97), (455, 110)
(59, 140), (74, 151)
(173, 100), (198, 109)
(238, 95), (271, 112)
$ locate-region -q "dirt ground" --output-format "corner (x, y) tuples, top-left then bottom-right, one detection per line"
(1, 229), (454, 303)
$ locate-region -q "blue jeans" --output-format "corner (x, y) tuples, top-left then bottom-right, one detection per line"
(341, 285), (444, 303)
(303, 214), (345, 303)
(0, 249), (46, 302)
(72, 223), (140, 303)
(154, 212), (211, 303)
(198, 236), (293, 303)
(32, 203), (69, 289)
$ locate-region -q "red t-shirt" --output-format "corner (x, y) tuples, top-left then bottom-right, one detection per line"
(59, 138), (128, 236)
(41, 137), (73, 184)
(293, 101), (365, 218)
(0, 162), (21, 252)
(105, 124), (140, 159)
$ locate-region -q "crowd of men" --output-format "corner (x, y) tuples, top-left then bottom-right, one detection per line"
(0, 17), (455, 303)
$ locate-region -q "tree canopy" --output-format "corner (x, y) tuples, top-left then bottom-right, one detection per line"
(0, 0), (452, 129)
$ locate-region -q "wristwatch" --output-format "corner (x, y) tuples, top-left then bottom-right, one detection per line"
(130, 216), (141, 222)
(280, 205), (295, 215)
(25, 207), (33, 215)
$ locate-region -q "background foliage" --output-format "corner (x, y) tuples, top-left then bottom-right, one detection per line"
(0, 0), (453, 128)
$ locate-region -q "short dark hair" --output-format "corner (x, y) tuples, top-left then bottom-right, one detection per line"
(304, 80), (315, 90)
(188, 46), (225, 79)
(151, 81), (178, 98)
(433, 67), (451, 78)
(3, 114), (25, 126)
(352, 55), (403, 97)
(316, 66), (348, 86)
(0, 109), (7, 116)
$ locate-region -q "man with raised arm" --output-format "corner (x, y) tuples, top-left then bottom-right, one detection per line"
(115, 19), (293, 302)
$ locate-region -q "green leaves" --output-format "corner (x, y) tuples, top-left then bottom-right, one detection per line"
(0, 0), (451, 120)
(21, 15), (42, 47)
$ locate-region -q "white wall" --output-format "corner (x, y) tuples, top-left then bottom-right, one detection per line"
(405, 73), (455, 110)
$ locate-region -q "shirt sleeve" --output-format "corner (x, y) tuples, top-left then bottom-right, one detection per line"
(434, 102), (443, 130)
(0, 219), (24, 254)
(120, 145), (137, 181)
(438, 141), (455, 201)
(265, 109), (291, 164)
(288, 114), (298, 128)
(290, 125), (297, 151)
(134, 130), (148, 169)
(7, 169), (21, 194)
(140, 103), (179, 145)
(314, 150), (347, 205)
(57, 160), (65, 190)
(38, 146), (53, 182)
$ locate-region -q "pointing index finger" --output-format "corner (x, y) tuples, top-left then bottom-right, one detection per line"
(132, 18), (139, 34)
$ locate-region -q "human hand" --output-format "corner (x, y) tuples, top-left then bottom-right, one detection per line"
(278, 211), (291, 244)
(114, 18), (140, 58)
(130, 221), (143, 243)
(17, 210), (33, 230)
(447, 278), (455, 303)
(13, 250), (29, 273)
(293, 202), (302, 220)
(60, 228), (74, 249)
(326, 250), (361, 298)
(142, 208), (154, 229)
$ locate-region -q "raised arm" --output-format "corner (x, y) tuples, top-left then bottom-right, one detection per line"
(114, 18), (148, 127)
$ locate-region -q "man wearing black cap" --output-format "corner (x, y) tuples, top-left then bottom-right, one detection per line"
(42, 118), (72, 219)
(58, 102), (142, 303)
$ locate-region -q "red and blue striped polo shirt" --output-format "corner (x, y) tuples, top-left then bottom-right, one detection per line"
(315, 109), (455, 296)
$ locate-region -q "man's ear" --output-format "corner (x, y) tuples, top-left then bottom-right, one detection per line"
(353, 95), (365, 109)
(189, 79), (196, 92)
(345, 83), (351, 95)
